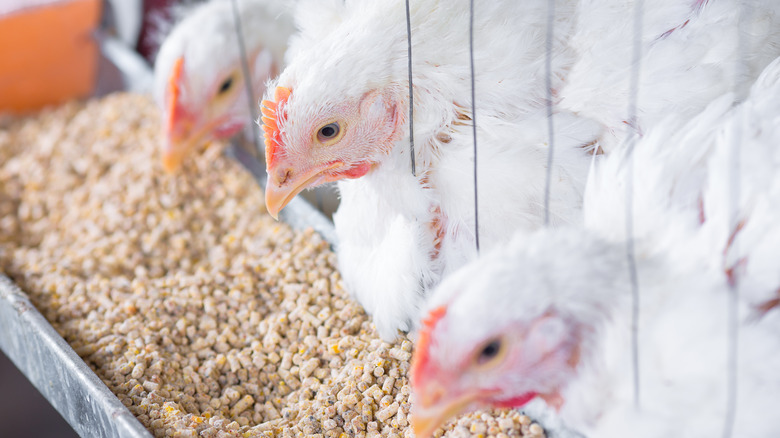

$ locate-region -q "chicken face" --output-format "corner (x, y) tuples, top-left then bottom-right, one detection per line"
(262, 85), (404, 218)
(160, 55), (263, 172)
(405, 229), (621, 438)
(410, 304), (581, 438)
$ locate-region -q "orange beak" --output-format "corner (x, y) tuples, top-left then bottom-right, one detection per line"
(264, 159), (341, 219)
(262, 86), (311, 219)
(162, 111), (222, 173)
(161, 57), (188, 172)
(161, 56), (218, 173)
(410, 384), (482, 438)
(162, 116), (200, 173)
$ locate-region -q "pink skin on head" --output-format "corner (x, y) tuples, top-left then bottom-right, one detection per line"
(262, 86), (403, 219)
(410, 310), (581, 438)
(493, 392), (540, 408)
(213, 121), (244, 139)
(339, 161), (373, 178)
(162, 57), (252, 172)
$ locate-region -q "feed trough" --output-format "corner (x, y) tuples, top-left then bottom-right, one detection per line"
(0, 20), (544, 438)
(0, 14), (341, 438)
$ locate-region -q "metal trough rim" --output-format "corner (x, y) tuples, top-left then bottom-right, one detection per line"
(0, 275), (154, 438)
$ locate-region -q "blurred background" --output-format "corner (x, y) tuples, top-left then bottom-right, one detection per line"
(0, 350), (79, 437)
(0, 0), (177, 114)
(1, 1), (167, 435)
(1, 1), (338, 435)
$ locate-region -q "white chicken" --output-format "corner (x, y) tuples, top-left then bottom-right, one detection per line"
(153, 0), (294, 171)
(409, 57), (780, 438)
(261, 0), (780, 341)
(560, 0), (780, 152)
(261, 0), (601, 340)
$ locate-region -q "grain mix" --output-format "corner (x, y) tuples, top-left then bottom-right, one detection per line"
(0, 93), (544, 438)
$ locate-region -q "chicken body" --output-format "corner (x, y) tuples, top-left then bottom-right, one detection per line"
(409, 57), (780, 437)
(560, 0), (780, 152)
(262, 0), (780, 341)
(154, 0), (294, 171)
(263, 0), (600, 340)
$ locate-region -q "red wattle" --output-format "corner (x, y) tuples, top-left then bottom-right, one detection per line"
(340, 162), (372, 179)
(494, 392), (538, 408)
(214, 121), (244, 139)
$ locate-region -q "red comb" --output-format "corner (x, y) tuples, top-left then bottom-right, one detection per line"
(261, 86), (292, 168)
(410, 306), (447, 387)
(166, 57), (185, 132)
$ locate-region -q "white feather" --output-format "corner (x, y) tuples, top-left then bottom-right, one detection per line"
(560, 0), (780, 152)
(153, 0), (295, 116)
(275, 0), (596, 340)
(274, 0), (780, 342)
(422, 57), (780, 437)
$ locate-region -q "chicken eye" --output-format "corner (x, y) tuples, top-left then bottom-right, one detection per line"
(317, 123), (340, 142)
(218, 77), (234, 95)
(476, 338), (503, 365)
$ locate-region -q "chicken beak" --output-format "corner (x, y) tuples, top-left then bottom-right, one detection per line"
(264, 160), (341, 219)
(410, 385), (481, 438)
(162, 92), (224, 172)
(161, 56), (210, 173)
(162, 113), (205, 172)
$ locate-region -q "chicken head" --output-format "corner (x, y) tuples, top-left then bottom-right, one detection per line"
(157, 47), (275, 172)
(408, 229), (625, 437)
(262, 84), (405, 218)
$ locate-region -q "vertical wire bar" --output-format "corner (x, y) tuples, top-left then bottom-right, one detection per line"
(469, 0), (480, 252)
(543, 0), (556, 226)
(722, 118), (741, 438)
(230, 0), (262, 157)
(722, 5), (749, 437)
(625, 0), (644, 410)
(315, 188), (324, 213)
(405, 0), (417, 176)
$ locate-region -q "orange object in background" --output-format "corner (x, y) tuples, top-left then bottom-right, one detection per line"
(0, 0), (101, 113)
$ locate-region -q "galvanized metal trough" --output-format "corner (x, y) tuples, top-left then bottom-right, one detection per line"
(0, 31), (338, 437)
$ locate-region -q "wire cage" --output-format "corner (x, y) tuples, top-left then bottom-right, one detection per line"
(1, 0), (776, 437)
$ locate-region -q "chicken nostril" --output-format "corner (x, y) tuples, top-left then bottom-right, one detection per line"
(422, 384), (445, 406)
(277, 168), (292, 186)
